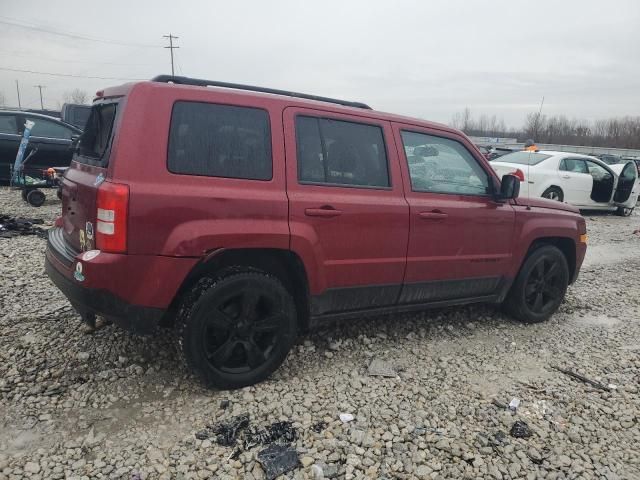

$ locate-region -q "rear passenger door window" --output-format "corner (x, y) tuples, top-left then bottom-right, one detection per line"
(168, 101), (272, 180)
(296, 116), (390, 188)
(28, 118), (75, 139)
(559, 158), (588, 174)
(400, 131), (490, 195)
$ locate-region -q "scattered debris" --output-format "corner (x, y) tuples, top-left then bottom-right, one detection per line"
(219, 399), (230, 410)
(491, 398), (508, 409)
(510, 420), (533, 438)
(509, 398), (521, 412)
(243, 421), (297, 450)
(195, 414), (250, 445)
(311, 421), (327, 433)
(339, 413), (355, 423)
(0, 214), (46, 239)
(551, 365), (612, 392)
(608, 384), (618, 390)
(367, 358), (397, 377)
(257, 443), (300, 480)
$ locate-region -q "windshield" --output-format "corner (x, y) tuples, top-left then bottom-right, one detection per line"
(76, 103), (117, 166)
(495, 151), (551, 165)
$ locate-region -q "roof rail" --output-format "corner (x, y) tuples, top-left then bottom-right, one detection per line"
(151, 75), (372, 110)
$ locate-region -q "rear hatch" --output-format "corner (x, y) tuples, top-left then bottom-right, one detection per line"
(61, 101), (119, 253)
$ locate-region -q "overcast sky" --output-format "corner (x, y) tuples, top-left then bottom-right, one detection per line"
(1, 0), (638, 127)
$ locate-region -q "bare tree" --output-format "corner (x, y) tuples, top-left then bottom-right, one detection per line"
(62, 88), (89, 105)
(0, 91), (5, 107)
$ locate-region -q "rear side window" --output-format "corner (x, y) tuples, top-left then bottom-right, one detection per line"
(29, 118), (74, 139)
(559, 158), (588, 174)
(77, 103), (117, 166)
(168, 101), (272, 181)
(0, 115), (17, 134)
(296, 116), (390, 188)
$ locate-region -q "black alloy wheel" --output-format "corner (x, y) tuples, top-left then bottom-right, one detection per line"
(178, 270), (297, 389)
(504, 245), (569, 323)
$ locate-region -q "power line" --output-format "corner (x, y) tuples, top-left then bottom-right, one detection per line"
(0, 16), (160, 48)
(0, 50), (156, 67)
(0, 67), (146, 81)
(163, 34), (179, 76)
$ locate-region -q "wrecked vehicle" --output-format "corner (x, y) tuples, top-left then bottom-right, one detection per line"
(45, 75), (587, 389)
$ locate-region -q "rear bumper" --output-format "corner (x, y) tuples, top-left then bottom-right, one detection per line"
(45, 255), (163, 333)
(45, 227), (198, 333)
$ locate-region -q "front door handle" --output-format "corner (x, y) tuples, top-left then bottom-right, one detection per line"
(561, 175), (570, 179)
(305, 207), (342, 218)
(418, 210), (448, 220)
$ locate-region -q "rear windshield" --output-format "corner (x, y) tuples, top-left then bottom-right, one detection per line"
(495, 151), (551, 165)
(76, 103), (117, 166)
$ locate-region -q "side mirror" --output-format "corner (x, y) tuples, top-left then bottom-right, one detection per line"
(496, 174), (520, 201)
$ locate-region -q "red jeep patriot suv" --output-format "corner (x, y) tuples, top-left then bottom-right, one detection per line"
(46, 75), (587, 389)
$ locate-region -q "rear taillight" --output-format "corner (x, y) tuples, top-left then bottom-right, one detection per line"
(511, 169), (525, 182)
(96, 182), (129, 253)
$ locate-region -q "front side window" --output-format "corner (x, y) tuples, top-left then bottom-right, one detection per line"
(296, 116), (390, 188)
(400, 131), (490, 195)
(559, 158), (588, 174)
(168, 101), (272, 180)
(28, 118), (74, 139)
(0, 115), (17, 134)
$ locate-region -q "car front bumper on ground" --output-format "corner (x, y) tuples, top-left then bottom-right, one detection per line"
(45, 228), (197, 333)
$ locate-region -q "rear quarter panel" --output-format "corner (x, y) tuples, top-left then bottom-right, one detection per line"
(111, 83), (289, 257)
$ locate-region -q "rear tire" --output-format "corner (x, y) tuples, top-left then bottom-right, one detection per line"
(541, 187), (563, 202)
(503, 245), (569, 323)
(616, 206), (633, 217)
(176, 269), (297, 389)
(26, 189), (46, 207)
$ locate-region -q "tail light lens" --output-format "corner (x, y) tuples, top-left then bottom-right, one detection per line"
(511, 169), (525, 182)
(96, 182), (129, 253)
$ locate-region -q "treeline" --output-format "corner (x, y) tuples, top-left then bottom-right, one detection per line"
(450, 108), (640, 150)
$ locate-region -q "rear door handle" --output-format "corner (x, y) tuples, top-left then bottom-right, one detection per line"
(305, 207), (342, 218)
(418, 210), (448, 220)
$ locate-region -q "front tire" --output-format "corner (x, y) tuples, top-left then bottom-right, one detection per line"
(503, 245), (569, 323)
(616, 206), (634, 217)
(541, 187), (563, 202)
(177, 270), (297, 389)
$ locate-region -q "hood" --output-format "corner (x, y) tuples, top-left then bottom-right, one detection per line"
(515, 196), (580, 213)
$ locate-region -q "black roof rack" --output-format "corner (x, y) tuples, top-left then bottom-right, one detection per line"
(151, 75), (372, 110)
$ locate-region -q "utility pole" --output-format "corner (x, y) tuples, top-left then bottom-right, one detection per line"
(34, 84), (45, 109)
(16, 80), (21, 108)
(163, 34), (179, 76)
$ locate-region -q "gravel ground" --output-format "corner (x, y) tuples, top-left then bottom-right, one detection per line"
(1, 186), (639, 480)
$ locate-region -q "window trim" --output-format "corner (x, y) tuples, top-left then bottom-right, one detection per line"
(400, 129), (492, 197)
(294, 113), (393, 191)
(166, 100), (274, 182)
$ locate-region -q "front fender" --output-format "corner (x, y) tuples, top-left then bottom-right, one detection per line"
(510, 205), (584, 278)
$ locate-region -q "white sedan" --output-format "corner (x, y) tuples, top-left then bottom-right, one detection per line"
(490, 151), (639, 216)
